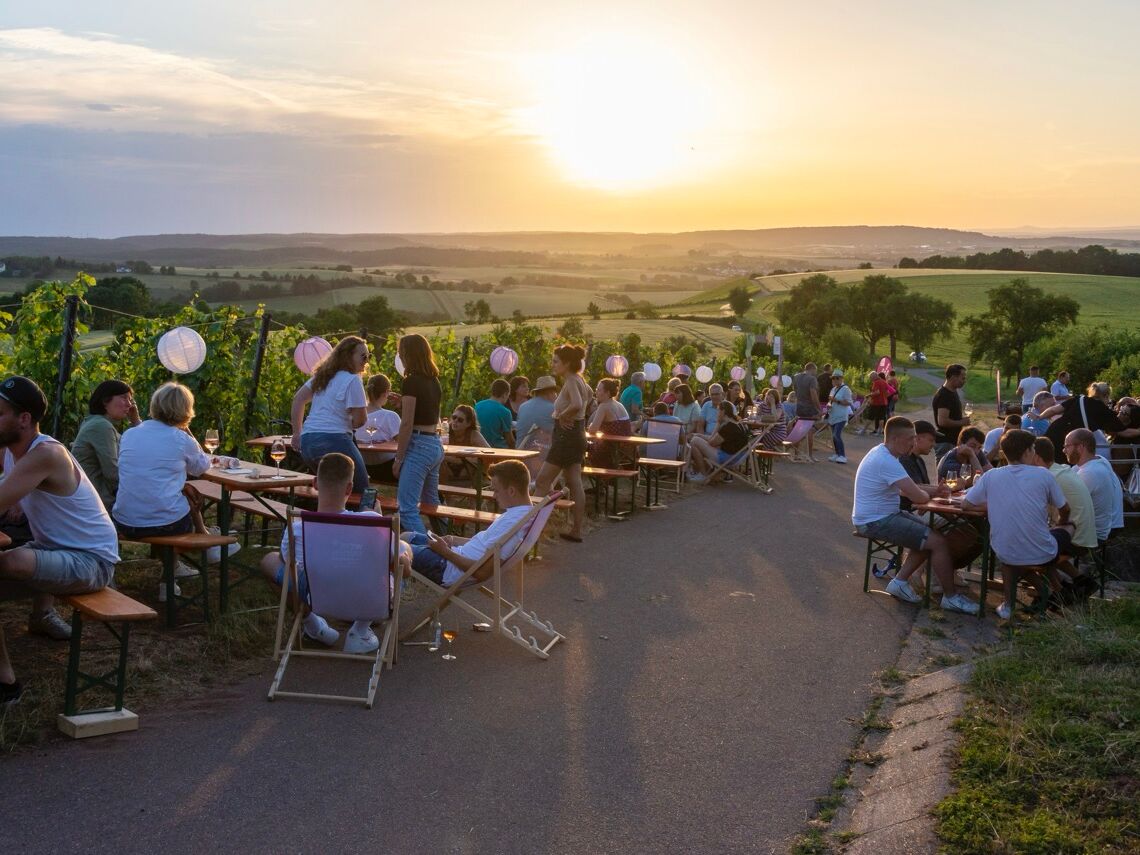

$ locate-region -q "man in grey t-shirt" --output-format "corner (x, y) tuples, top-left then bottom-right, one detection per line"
(792, 362), (822, 462)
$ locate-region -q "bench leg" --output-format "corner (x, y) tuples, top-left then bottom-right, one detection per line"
(160, 546), (177, 629)
(63, 609), (84, 716)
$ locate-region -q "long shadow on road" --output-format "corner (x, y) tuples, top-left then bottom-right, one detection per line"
(4, 442), (919, 854)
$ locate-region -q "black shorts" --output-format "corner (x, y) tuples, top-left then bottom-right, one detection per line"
(115, 511), (195, 540)
(546, 419), (586, 468)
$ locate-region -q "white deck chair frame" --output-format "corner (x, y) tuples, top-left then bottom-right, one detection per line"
(701, 426), (773, 492)
(268, 510), (401, 708)
(400, 490), (566, 660)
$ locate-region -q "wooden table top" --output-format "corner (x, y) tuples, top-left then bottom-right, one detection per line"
(248, 435), (538, 460)
(914, 495), (984, 518)
(199, 459), (314, 490)
(587, 433), (665, 445)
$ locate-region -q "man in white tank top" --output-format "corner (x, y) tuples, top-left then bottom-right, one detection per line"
(0, 377), (119, 705)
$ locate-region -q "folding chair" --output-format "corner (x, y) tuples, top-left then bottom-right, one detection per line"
(701, 428), (772, 492)
(400, 491), (566, 660)
(639, 418), (690, 496)
(782, 417), (816, 460)
(268, 510), (400, 708)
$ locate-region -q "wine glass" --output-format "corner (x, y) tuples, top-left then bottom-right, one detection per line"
(269, 439), (287, 480)
(203, 428), (219, 455)
(963, 401), (974, 419)
(960, 463), (973, 485)
(441, 623), (457, 661)
(365, 421), (377, 446)
(945, 475), (959, 493)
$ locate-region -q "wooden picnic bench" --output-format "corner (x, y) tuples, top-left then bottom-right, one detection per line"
(582, 465), (639, 517)
(57, 587), (156, 738)
(437, 483), (575, 511)
(119, 531), (237, 628)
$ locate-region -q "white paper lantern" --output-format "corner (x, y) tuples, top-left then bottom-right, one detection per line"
(755, 366), (767, 381)
(671, 363), (692, 378)
(643, 362), (663, 382)
(293, 336), (332, 375)
(157, 327), (207, 375)
(730, 365), (747, 382)
(394, 353), (406, 376)
(490, 345), (519, 375)
(781, 374), (793, 388)
(605, 354), (629, 377)
(694, 365), (714, 384)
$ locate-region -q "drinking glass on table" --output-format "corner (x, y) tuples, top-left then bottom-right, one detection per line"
(364, 421), (377, 445)
(960, 463), (973, 485)
(944, 474), (959, 493)
(203, 428), (219, 455)
(269, 439), (287, 480)
(963, 401), (974, 419)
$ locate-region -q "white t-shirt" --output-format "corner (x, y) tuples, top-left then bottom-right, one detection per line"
(964, 465), (1067, 565)
(1050, 379), (1070, 397)
(982, 426), (1004, 456)
(1049, 463), (1098, 549)
(355, 407), (401, 462)
(1075, 455), (1124, 540)
(852, 443), (911, 526)
(302, 371), (367, 434)
(1017, 376), (1048, 406)
(441, 504), (533, 585)
(113, 420), (211, 527)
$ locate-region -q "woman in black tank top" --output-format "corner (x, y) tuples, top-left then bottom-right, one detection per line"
(534, 344), (590, 542)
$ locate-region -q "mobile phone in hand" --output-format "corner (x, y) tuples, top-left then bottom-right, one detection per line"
(358, 487), (377, 511)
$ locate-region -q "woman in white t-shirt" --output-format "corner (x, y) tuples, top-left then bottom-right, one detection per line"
(290, 335), (370, 495)
(355, 373), (403, 483)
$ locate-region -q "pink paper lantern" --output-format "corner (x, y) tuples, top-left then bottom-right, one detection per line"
(490, 345), (519, 375)
(293, 337), (332, 375)
(671, 363), (691, 378)
(605, 354), (629, 377)
(730, 365), (747, 382)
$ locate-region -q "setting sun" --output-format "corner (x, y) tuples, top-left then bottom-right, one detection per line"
(518, 34), (718, 191)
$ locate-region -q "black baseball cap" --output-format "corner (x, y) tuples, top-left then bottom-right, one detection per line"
(0, 376), (48, 423)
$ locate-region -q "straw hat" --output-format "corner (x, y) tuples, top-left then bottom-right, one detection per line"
(531, 375), (558, 394)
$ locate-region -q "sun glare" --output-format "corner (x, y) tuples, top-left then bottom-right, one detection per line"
(519, 34), (717, 191)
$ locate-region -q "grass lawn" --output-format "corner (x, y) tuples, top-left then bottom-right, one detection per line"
(935, 593), (1140, 854)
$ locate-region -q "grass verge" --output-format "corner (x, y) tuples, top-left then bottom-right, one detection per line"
(935, 594), (1140, 854)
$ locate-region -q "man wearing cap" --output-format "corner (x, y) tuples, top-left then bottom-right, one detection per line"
(515, 375), (558, 450)
(0, 376), (120, 705)
(619, 371), (646, 422)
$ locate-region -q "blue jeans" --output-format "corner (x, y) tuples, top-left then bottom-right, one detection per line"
(300, 431), (369, 496)
(831, 422), (846, 458)
(404, 531), (448, 584)
(397, 433), (443, 536)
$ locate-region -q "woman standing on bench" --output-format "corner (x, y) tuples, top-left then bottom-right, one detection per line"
(291, 335), (370, 498)
(392, 334), (444, 537)
(535, 344), (590, 543)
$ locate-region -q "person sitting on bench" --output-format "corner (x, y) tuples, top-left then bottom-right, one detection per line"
(260, 452), (412, 655)
(0, 376), (120, 705)
(403, 459), (534, 586)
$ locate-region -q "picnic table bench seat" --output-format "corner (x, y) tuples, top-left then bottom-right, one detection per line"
(582, 466), (639, 516)
(58, 587), (157, 738)
(437, 483), (575, 511)
(119, 530), (238, 627)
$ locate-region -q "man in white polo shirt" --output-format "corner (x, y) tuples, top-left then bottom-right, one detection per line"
(852, 416), (979, 615)
(963, 430), (1069, 620)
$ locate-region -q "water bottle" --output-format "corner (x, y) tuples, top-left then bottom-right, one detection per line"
(429, 616), (442, 652)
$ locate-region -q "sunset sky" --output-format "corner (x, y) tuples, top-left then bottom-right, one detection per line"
(2, 1), (1138, 237)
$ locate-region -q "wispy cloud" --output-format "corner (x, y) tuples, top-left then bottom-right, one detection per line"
(0, 27), (507, 139)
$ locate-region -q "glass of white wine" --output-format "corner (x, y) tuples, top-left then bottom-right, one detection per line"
(945, 475), (959, 493)
(269, 439), (287, 480)
(365, 421), (377, 446)
(441, 623), (457, 661)
(203, 428), (219, 455)
(963, 401), (974, 419)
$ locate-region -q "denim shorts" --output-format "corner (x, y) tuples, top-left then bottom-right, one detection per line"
(857, 511), (930, 550)
(27, 543), (115, 595)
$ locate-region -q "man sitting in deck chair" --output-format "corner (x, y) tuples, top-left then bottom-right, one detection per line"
(260, 453), (411, 654)
(403, 459), (534, 586)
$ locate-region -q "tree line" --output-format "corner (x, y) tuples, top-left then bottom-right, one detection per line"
(898, 244), (1140, 277)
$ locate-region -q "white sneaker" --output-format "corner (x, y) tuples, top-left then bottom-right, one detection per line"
(687, 473), (707, 484)
(302, 614), (340, 646)
(835, 456), (848, 464)
(941, 593), (980, 616)
(174, 560), (199, 579)
(828, 454), (838, 462)
(886, 577), (922, 604)
(157, 582), (182, 603)
(206, 541), (241, 564)
(344, 624), (380, 654)
(855, 427), (866, 435)
(996, 602), (1012, 621)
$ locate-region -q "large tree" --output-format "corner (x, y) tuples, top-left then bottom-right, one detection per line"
(773, 273), (848, 337)
(896, 293), (955, 357)
(727, 284), (752, 318)
(846, 274), (907, 357)
(960, 278), (1080, 377)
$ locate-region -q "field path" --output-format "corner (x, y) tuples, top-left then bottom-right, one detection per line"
(4, 440), (917, 853)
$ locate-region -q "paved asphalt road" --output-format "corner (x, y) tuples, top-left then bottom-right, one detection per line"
(5, 436), (918, 854)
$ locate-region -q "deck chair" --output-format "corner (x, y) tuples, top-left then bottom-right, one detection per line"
(640, 418), (690, 493)
(782, 417), (816, 460)
(701, 427), (772, 492)
(400, 490), (566, 660)
(268, 510), (400, 708)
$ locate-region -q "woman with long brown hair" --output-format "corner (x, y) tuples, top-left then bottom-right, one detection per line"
(534, 343), (590, 542)
(290, 335), (370, 495)
(392, 333), (444, 536)
(440, 404), (489, 484)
